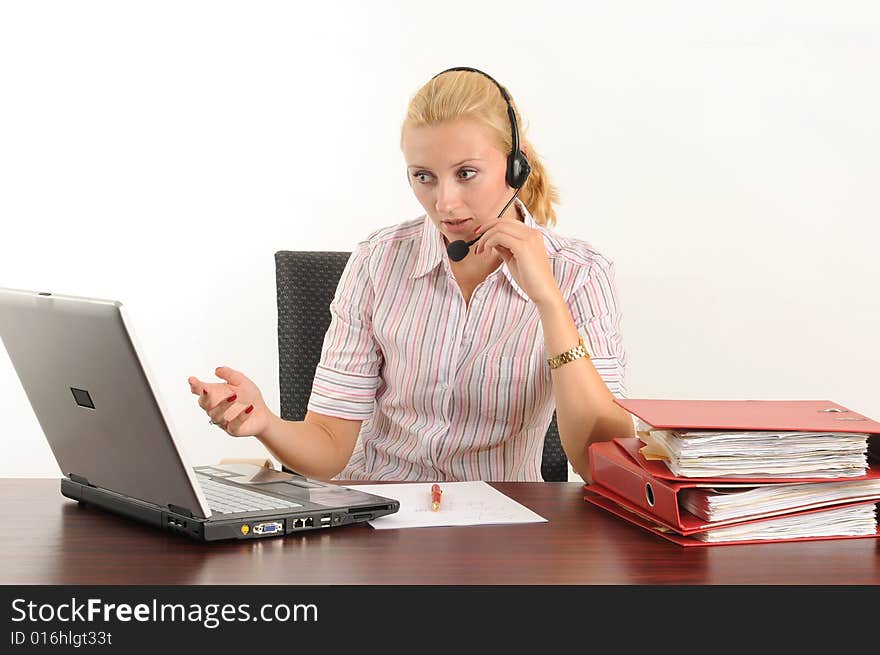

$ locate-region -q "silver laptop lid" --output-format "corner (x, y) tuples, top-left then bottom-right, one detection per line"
(0, 288), (212, 518)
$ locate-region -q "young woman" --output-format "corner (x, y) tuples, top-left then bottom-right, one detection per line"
(188, 67), (634, 482)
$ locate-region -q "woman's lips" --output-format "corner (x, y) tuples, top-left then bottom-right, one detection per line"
(442, 218), (473, 234)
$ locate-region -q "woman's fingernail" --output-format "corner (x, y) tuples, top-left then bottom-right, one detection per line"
(202, 390), (208, 396)
(227, 394), (237, 403)
(245, 405), (254, 414)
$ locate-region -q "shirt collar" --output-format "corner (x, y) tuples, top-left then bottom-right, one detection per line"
(411, 198), (548, 297)
(412, 212), (446, 279)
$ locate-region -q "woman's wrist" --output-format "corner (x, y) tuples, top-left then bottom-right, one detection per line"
(535, 289), (584, 361)
(533, 287), (567, 316)
(256, 410), (283, 443)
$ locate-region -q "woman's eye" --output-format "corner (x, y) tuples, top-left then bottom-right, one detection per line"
(411, 169), (476, 184)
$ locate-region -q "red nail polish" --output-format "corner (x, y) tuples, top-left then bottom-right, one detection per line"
(202, 390), (208, 395)
(245, 405), (254, 414)
(227, 394), (237, 403)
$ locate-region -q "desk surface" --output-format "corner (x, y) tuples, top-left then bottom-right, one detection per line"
(3, 479), (879, 585)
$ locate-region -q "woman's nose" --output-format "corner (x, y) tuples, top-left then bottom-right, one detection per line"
(435, 180), (463, 214)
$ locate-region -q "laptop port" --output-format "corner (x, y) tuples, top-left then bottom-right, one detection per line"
(253, 521), (283, 535)
(319, 515), (331, 527)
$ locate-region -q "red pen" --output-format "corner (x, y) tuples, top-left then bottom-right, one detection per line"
(431, 484), (442, 511)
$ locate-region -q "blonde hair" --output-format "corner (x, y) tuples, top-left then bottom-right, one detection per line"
(400, 69), (560, 226)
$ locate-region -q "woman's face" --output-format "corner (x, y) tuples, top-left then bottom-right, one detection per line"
(402, 117), (516, 244)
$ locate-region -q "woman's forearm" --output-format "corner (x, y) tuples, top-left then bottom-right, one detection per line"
(536, 292), (634, 479)
(255, 412), (356, 481)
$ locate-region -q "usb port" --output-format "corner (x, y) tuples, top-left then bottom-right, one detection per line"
(320, 515), (331, 526)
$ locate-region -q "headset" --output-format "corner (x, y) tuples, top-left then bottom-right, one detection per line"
(428, 67), (532, 261)
(430, 66), (532, 190)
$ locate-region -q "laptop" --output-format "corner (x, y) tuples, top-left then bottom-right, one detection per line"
(0, 287), (399, 542)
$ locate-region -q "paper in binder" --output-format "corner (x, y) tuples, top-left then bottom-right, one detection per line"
(617, 399), (879, 479)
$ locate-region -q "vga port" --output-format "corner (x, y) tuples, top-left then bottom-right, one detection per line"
(253, 520), (283, 535)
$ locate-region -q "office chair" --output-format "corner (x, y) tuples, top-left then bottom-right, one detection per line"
(274, 250), (569, 481)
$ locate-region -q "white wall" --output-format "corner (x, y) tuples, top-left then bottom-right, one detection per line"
(1, 1), (878, 478)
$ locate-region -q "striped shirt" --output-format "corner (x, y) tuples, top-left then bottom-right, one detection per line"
(308, 199), (627, 481)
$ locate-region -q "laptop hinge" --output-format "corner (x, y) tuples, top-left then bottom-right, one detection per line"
(69, 473), (93, 487)
(168, 504), (194, 518)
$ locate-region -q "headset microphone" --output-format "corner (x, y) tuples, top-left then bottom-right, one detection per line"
(434, 67), (531, 263)
(446, 238), (476, 263)
(447, 187), (522, 262)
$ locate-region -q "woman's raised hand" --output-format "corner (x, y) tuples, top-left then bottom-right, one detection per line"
(188, 366), (272, 438)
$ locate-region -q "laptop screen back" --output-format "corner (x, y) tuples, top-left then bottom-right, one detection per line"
(0, 288), (210, 517)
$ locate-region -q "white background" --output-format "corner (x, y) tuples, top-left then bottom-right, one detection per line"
(1, 1), (878, 479)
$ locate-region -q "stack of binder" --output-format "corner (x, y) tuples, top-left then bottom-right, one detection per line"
(584, 399), (880, 546)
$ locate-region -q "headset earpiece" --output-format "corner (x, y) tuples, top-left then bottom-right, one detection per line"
(507, 150), (531, 190)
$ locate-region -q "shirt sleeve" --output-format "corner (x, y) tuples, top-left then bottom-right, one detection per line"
(306, 243), (383, 420)
(567, 256), (628, 398)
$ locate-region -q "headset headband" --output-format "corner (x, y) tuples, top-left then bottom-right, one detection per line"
(431, 66), (521, 155)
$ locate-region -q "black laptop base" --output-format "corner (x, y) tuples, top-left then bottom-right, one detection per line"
(60, 478), (399, 542)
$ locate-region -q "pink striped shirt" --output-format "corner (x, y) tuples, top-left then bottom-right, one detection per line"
(308, 199), (627, 481)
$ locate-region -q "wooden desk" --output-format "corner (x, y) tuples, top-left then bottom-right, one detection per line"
(3, 478), (879, 585)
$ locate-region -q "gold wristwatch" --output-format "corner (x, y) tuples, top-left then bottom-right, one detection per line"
(547, 338), (590, 370)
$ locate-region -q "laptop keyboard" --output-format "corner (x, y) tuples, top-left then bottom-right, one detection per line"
(197, 476), (302, 515)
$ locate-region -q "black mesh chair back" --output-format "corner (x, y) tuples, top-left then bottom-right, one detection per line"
(275, 251), (351, 425)
(540, 414), (567, 482)
(274, 250), (568, 481)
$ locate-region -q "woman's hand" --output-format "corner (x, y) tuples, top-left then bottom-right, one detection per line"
(473, 220), (561, 308)
(188, 366), (272, 438)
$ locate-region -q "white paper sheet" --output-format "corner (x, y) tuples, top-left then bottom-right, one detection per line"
(345, 481), (548, 529)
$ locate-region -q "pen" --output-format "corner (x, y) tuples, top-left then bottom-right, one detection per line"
(431, 483), (442, 511)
